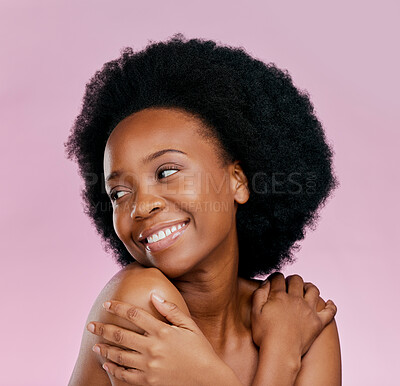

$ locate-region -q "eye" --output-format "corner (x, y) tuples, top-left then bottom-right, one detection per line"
(157, 166), (180, 180)
(109, 190), (129, 202)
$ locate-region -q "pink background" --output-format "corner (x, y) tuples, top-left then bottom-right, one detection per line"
(1, 1), (399, 385)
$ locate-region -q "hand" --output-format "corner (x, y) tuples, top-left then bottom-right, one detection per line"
(251, 272), (337, 357)
(86, 293), (230, 386)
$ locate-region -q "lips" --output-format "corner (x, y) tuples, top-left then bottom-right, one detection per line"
(138, 219), (190, 244)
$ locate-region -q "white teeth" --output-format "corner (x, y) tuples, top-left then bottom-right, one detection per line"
(146, 222), (187, 244)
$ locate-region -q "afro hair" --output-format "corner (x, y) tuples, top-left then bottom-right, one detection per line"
(64, 32), (339, 280)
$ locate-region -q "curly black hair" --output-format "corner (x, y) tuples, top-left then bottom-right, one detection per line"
(64, 32), (339, 280)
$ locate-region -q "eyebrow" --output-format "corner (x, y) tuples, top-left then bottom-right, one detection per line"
(105, 148), (187, 182)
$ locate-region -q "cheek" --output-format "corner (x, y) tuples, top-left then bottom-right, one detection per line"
(112, 206), (132, 243)
(204, 198), (235, 239)
(187, 179), (235, 242)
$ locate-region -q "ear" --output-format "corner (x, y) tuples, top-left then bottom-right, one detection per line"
(230, 161), (250, 205)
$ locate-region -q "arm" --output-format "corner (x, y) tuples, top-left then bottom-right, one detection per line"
(252, 297), (341, 386)
(250, 273), (340, 386)
(252, 342), (301, 386)
(69, 262), (241, 386)
(68, 262), (192, 386)
(293, 297), (341, 386)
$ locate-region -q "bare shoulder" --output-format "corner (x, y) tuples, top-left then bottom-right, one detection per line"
(92, 262), (190, 325)
(245, 275), (341, 385)
(294, 296), (342, 385)
(68, 262), (190, 386)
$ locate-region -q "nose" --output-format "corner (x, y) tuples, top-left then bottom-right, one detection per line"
(130, 190), (165, 220)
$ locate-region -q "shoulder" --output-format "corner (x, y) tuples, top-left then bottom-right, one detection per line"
(245, 275), (341, 384)
(258, 274), (341, 385)
(68, 263), (190, 385)
(294, 297), (342, 385)
(92, 262), (190, 326)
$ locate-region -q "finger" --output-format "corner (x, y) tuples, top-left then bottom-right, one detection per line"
(303, 282), (320, 310)
(87, 322), (147, 352)
(93, 343), (144, 370)
(103, 300), (166, 336)
(251, 280), (271, 314)
(267, 271), (286, 293)
(286, 274), (304, 296)
(103, 361), (144, 385)
(150, 292), (199, 332)
(317, 299), (337, 328)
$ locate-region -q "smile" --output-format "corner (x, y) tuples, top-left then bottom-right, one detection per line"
(141, 220), (190, 253)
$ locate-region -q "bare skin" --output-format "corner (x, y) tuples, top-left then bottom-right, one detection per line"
(69, 264), (262, 385)
(68, 107), (341, 385)
(69, 265), (340, 385)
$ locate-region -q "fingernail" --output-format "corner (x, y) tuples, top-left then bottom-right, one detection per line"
(103, 301), (111, 309)
(103, 363), (109, 371)
(87, 323), (95, 333)
(92, 345), (100, 354)
(152, 293), (165, 303)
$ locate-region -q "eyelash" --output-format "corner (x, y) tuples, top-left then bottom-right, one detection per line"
(157, 165), (180, 180)
(109, 166), (180, 202)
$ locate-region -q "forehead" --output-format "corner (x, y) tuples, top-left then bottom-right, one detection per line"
(103, 107), (217, 167)
(107, 107), (200, 146)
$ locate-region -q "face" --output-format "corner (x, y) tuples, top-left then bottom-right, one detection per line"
(103, 107), (249, 279)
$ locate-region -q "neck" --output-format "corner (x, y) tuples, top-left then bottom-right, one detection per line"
(170, 229), (251, 354)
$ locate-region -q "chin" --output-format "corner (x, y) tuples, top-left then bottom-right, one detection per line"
(152, 254), (204, 279)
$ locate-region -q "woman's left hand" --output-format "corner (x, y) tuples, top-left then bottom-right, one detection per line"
(86, 293), (234, 386)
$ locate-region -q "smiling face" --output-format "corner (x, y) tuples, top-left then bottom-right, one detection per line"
(103, 107), (249, 279)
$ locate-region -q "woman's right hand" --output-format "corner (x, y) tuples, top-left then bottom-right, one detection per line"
(251, 272), (337, 357)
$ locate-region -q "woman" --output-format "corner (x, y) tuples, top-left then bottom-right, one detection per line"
(65, 33), (341, 385)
